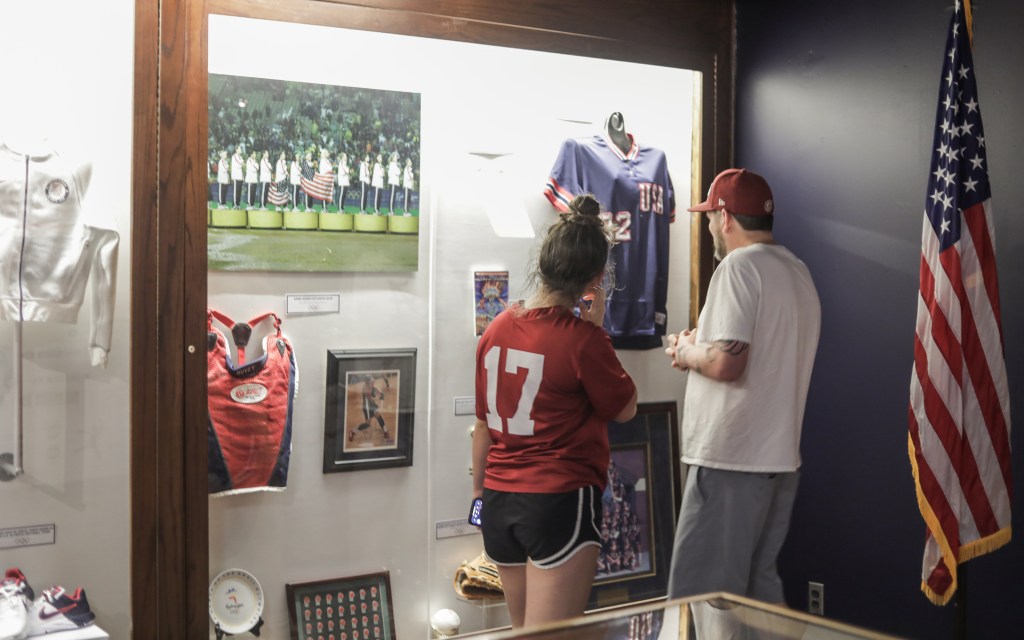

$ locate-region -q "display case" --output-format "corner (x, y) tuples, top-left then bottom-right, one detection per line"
(465, 593), (904, 640)
(204, 11), (697, 638)
(0, 1), (134, 637)
(0, 0), (734, 635)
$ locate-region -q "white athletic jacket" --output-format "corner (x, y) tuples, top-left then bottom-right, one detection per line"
(0, 142), (119, 367)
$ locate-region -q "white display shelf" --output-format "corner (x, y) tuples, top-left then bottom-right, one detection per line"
(28, 627), (109, 640)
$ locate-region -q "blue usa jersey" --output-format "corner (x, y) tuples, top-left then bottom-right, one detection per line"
(544, 134), (675, 349)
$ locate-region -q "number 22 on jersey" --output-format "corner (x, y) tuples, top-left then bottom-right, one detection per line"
(483, 346), (544, 436)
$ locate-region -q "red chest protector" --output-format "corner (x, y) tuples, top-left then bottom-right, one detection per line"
(207, 309), (297, 495)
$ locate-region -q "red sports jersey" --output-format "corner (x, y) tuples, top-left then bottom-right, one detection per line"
(207, 310), (297, 495)
(475, 304), (636, 493)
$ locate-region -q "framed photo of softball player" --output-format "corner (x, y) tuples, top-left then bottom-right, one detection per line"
(285, 571), (396, 640)
(323, 348), (416, 473)
(588, 401), (681, 611)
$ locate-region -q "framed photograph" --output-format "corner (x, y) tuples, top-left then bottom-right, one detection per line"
(286, 572), (396, 640)
(473, 270), (510, 336)
(323, 348), (416, 473)
(208, 15), (422, 273)
(588, 401), (681, 611)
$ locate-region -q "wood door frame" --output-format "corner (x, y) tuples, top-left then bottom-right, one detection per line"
(131, 0), (732, 634)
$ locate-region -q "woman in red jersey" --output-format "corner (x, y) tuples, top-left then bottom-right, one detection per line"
(472, 193), (638, 628)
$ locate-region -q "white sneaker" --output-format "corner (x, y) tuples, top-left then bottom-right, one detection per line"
(0, 582), (29, 640)
(25, 586), (95, 636)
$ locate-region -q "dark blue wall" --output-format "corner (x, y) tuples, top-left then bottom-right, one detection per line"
(734, 1), (1024, 638)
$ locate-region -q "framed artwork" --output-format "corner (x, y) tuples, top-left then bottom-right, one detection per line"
(286, 572), (396, 640)
(473, 270), (510, 336)
(323, 348), (416, 473)
(588, 401), (681, 611)
(207, 15), (422, 273)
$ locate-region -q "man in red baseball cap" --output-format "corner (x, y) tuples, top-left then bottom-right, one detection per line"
(687, 168), (775, 261)
(688, 168), (775, 215)
(663, 168), (821, 609)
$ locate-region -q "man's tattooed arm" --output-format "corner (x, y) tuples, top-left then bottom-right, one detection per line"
(674, 339), (750, 381)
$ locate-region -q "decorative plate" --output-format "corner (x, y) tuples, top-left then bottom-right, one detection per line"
(209, 568), (264, 634)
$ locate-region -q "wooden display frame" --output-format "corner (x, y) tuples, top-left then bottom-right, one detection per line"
(589, 401), (682, 611)
(323, 348), (417, 473)
(286, 572), (396, 640)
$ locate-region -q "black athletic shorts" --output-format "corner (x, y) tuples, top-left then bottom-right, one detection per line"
(482, 486), (603, 569)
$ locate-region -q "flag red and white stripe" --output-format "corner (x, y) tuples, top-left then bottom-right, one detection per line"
(301, 166), (334, 202)
(909, 0), (1011, 606)
(268, 179), (289, 206)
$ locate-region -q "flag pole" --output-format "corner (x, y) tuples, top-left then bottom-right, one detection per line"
(955, 4), (972, 636)
(954, 564), (967, 640)
(955, 5), (972, 637)
(964, 0), (974, 47)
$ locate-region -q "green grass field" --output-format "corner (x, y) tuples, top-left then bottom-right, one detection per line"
(208, 226), (419, 272)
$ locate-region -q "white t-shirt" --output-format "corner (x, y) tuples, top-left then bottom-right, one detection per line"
(681, 243), (821, 473)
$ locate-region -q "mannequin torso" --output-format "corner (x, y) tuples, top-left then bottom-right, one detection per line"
(604, 112), (631, 156)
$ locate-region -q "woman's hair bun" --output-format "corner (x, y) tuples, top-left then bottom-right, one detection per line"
(567, 193), (602, 218)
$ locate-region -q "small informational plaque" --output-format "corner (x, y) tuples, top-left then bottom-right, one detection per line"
(286, 293), (341, 315)
(435, 518), (482, 540)
(453, 396), (475, 416)
(0, 524), (56, 550)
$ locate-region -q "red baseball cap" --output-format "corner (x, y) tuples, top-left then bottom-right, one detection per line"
(687, 168), (775, 216)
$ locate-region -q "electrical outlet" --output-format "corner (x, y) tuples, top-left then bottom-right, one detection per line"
(808, 581), (825, 616)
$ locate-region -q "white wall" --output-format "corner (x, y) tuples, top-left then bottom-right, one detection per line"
(0, 0), (135, 635)
(208, 15), (693, 639)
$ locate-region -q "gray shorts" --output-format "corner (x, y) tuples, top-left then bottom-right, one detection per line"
(667, 465), (799, 602)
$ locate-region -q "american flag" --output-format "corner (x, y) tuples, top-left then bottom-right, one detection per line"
(268, 178), (290, 206)
(301, 161), (334, 202)
(909, 0), (1011, 606)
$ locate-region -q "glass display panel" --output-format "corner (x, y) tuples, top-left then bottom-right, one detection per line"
(472, 594), (905, 640)
(0, 1), (135, 636)
(206, 13), (693, 638)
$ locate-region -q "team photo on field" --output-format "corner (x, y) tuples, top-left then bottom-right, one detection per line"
(207, 73), (422, 272)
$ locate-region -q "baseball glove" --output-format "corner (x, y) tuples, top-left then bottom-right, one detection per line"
(453, 552), (503, 599)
